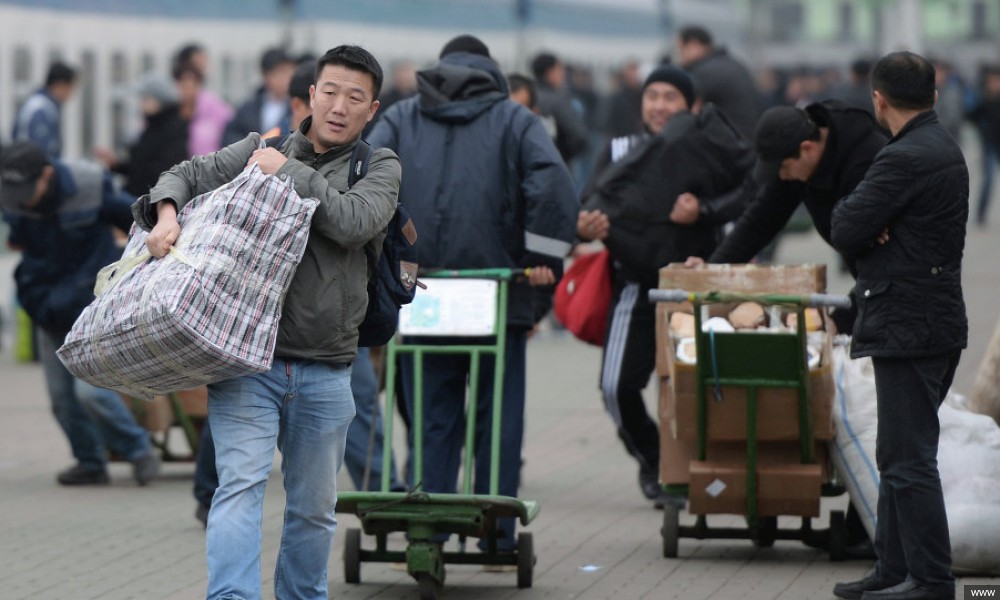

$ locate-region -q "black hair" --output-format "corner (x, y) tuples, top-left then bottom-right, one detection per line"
(530, 52), (559, 81)
(678, 25), (713, 47)
(289, 61), (315, 102)
(45, 61), (76, 87)
(173, 43), (205, 71)
(507, 72), (537, 108)
(439, 35), (490, 59)
(871, 51), (936, 111)
(316, 45), (383, 101)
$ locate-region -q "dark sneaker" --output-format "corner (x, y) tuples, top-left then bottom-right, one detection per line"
(638, 466), (660, 500)
(56, 464), (110, 486)
(860, 581), (954, 600)
(131, 451), (161, 486)
(195, 503), (209, 529)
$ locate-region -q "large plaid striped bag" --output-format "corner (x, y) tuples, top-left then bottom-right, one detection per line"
(57, 164), (320, 398)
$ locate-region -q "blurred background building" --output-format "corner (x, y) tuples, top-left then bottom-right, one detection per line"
(0, 0), (997, 159)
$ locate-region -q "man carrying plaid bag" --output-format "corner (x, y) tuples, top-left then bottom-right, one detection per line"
(133, 46), (400, 600)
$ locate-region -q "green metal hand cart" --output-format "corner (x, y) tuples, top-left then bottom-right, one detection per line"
(648, 288), (851, 560)
(336, 268), (539, 600)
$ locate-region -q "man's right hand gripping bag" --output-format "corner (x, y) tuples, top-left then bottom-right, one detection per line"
(57, 164), (319, 399)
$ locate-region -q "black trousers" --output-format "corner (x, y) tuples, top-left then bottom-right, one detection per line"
(599, 279), (659, 473)
(871, 351), (960, 591)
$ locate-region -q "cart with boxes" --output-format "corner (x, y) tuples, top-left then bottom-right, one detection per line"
(650, 263), (850, 559)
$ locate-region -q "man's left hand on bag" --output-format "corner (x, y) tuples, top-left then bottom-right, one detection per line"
(247, 148), (288, 175)
(147, 200), (180, 258)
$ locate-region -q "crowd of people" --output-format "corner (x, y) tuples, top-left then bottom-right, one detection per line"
(0, 24), (985, 600)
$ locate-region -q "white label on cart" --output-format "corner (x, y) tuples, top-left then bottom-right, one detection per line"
(705, 479), (727, 498)
(398, 279), (498, 336)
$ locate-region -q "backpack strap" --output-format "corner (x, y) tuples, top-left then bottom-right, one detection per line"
(348, 140), (373, 189)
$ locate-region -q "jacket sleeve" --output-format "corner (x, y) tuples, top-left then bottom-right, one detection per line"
(831, 149), (910, 260)
(278, 147), (401, 250)
(517, 114), (578, 268)
(133, 134), (260, 230)
(709, 180), (800, 263)
(698, 173), (754, 226)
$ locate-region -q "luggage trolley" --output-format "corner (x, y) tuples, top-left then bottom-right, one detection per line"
(648, 288), (851, 559)
(336, 268), (539, 600)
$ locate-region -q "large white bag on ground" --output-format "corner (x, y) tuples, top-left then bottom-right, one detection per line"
(58, 165), (319, 398)
(830, 344), (1000, 575)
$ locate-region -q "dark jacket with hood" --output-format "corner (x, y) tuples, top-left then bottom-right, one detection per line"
(366, 52), (578, 329)
(831, 110), (968, 359)
(3, 160), (133, 335)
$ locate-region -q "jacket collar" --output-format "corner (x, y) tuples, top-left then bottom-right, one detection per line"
(290, 116), (356, 166)
(889, 110), (937, 143)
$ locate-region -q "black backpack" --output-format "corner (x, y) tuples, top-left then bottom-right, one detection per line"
(266, 135), (419, 346)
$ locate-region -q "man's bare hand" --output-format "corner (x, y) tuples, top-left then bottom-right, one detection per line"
(526, 266), (556, 286)
(147, 201), (180, 258)
(877, 227), (890, 245)
(577, 210), (610, 241)
(670, 192), (700, 225)
(247, 148), (289, 175)
(684, 256), (706, 267)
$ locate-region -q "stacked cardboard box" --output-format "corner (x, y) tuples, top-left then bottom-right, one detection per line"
(656, 263), (834, 518)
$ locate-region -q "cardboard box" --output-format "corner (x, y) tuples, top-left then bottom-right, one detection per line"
(658, 376), (831, 485)
(671, 340), (834, 442)
(688, 460), (822, 517)
(120, 393), (174, 432)
(655, 263), (827, 377)
(758, 463), (823, 517)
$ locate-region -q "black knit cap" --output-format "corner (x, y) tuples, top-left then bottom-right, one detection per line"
(642, 66), (696, 108)
(439, 34), (491, 59)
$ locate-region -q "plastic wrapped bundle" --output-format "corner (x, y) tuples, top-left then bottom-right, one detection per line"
(58, 165), (319, 398)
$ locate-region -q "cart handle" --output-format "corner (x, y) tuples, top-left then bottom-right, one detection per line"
(648, 289), (852, 310)
(420, 267), (530, 281)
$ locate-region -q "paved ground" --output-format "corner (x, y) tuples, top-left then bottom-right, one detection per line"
(2, 182), (1000, 598)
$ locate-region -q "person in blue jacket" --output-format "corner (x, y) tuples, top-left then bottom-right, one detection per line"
(367, 34), (578, 553)
(0, 140), (159, 486)
(11, 61), (77, 159)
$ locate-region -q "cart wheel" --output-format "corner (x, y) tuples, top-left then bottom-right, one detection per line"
(344, 528), (361, 584)
(661, 503), (680, 558)
(417, 573), (443, 600)
(828, 509), (847, 562)
(753, 517), (778, 548)
(517, 532), (535, 589)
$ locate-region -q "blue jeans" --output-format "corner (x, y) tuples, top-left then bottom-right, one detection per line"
(400, 330), (527, 551)
(872, 352), (959, 593)
(38, 328), (151, 469)
(343, 347), (402, 491)
(205, 359), (355, 600)
(194, 348), (401, 511)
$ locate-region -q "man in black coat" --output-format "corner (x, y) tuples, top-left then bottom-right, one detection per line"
(688, 100), (888, 334)
(676, 25), (762, 143)
(830, 51), (968, 600)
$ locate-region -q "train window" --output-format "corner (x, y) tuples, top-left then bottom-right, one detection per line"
(141, 52), (155, 75)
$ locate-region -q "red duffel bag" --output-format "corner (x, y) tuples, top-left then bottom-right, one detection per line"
(553, 249), (612, 346)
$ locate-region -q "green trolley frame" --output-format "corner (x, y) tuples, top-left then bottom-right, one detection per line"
(336, 268), (539, 600)
(648, 288), (852, 560)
